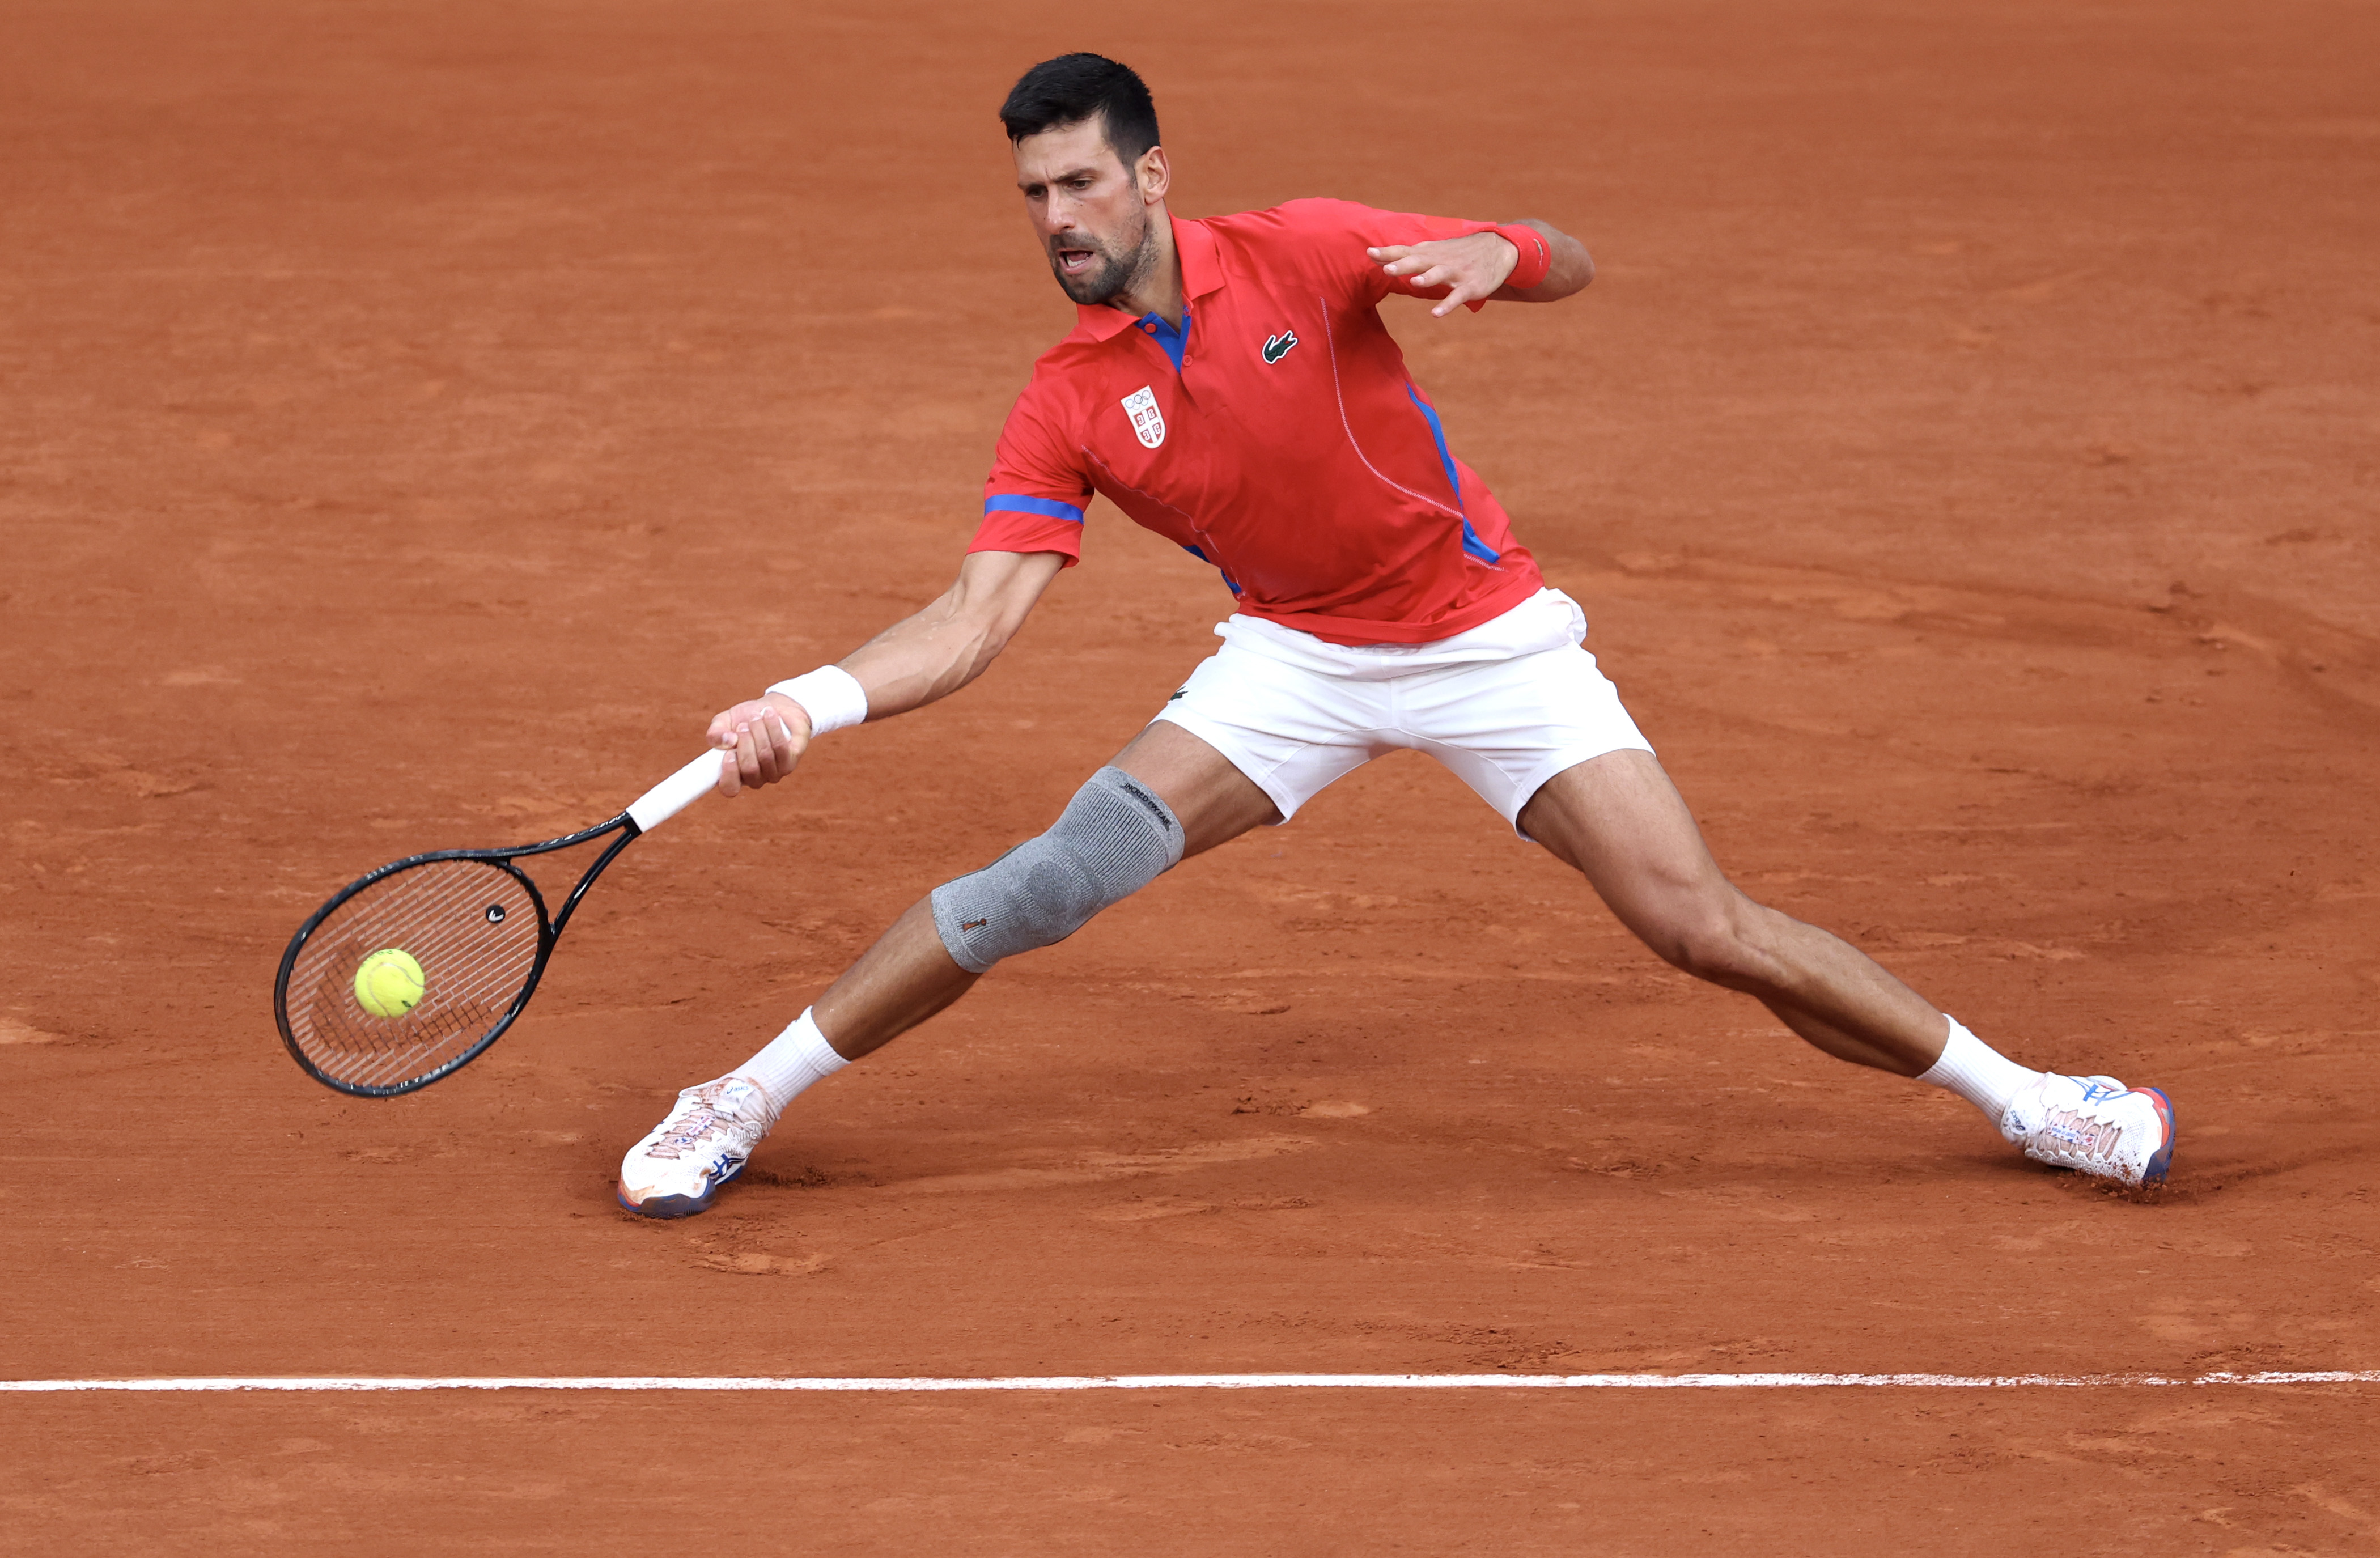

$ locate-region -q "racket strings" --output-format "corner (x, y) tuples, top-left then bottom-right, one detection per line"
(283, 859), (542, 1090)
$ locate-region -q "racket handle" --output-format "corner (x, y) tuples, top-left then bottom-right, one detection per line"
(627, 749), (728, 834)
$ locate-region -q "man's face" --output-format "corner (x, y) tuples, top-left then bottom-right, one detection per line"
(1012, 116), (1164, 307)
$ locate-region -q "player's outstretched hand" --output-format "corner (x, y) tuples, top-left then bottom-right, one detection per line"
(706, 693), (812, 797)
(1368, 231), (1520, 317)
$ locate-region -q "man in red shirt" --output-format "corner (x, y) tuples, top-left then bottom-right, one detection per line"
(616, 54), (2174, 1217)
(974, 194), (1547, 644)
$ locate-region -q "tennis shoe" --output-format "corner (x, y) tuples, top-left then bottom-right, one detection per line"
(1999, 1072), (2174, 1187)
(616, 1074), (779, 1219)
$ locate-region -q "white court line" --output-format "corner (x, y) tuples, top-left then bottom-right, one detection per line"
(3, 1371), (2376, 1394)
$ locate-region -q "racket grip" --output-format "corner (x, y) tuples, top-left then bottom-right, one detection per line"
(627, 749), (728, 833)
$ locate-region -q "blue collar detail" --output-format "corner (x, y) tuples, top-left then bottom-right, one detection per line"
(1136, 308), (1191, 372)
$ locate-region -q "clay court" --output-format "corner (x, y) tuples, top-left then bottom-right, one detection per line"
(5, 0), (2377, 1549)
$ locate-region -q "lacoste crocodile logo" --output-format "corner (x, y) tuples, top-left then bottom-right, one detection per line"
(1261, 330), (1298, 364)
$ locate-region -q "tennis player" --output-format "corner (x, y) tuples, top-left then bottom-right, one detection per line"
(617, 54), (2174, 1217)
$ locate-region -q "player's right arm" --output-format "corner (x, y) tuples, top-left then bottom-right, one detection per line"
(707, 547), (1066, 796)
(711, 375), (1091, 797)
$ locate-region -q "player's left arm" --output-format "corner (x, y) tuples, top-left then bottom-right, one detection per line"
(1367, 219), (1593, 318)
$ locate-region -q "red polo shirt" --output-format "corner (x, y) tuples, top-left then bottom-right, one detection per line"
(971, 199), (1547, 646)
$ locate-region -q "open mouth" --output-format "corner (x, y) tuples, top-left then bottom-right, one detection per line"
(1055, 244), (1098, 275)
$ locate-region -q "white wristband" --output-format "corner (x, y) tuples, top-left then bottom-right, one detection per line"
(766, 666), (868, 736)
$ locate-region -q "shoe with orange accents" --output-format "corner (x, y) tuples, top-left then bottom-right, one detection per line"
(1999, 1073), (2175, 1187)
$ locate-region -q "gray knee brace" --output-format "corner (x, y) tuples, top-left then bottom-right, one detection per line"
(930, 766), (1186, 974)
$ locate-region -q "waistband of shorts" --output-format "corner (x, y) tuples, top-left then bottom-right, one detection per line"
(1214, 588), (1588, 681)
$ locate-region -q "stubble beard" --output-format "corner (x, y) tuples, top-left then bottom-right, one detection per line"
(1051, 201), (1157, 308)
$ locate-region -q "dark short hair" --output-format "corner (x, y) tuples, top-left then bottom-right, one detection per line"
(999, 53), (1160, 167)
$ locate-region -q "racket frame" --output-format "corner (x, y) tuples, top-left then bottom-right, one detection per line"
(273, 812), (642, 1098)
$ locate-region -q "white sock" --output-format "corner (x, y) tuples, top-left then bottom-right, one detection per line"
(1917, 1016), (2041, 1127)
(735, 1008), (850, 1115)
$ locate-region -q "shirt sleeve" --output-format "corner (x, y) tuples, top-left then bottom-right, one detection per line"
(973, 381), (1091, 566)
(1276, 198), (1507, 314)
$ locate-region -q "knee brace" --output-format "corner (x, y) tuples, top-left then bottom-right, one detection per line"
(930, 766), (1185, 974)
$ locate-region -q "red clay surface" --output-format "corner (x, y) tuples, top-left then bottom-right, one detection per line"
(5, 0), (2378, 1551)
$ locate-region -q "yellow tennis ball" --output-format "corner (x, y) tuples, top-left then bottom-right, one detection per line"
(354, 948), (426, 1018)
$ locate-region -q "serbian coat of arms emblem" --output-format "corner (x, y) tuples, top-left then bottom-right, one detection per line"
(1121, 385), (1166, 449)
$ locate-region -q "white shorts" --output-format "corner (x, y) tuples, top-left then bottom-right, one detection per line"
(1152, 588), (1652, 839)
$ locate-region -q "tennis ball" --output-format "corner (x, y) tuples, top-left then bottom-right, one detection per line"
(354, 948), (426, 1018)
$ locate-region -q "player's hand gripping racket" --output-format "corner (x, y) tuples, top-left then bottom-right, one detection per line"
(274, 750), (726, 1097)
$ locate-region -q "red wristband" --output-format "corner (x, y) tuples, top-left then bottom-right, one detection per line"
(1491, 223), (1552, 292)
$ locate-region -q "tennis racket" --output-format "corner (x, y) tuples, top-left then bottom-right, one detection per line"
(274, 750), (726, 1097)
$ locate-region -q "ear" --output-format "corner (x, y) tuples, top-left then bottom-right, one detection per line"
(1133, 144), (1171, 206)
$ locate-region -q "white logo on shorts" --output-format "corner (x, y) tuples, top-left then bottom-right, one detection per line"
(1121, 385), (1166, 449)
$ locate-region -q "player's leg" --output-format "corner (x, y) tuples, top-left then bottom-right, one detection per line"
(1516, 750), (2174, 1184)
(1518, 750), (1942, 1073)
(788, 636), (1368, 1071)
(810, 719), (1280, 1060)
(616, 721), (1279, 1217)
(1396, 602), (2174, 1187)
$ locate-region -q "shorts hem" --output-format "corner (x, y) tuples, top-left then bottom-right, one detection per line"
(1506, 738), (1656, 842)
(1149, 706), (1301, 825)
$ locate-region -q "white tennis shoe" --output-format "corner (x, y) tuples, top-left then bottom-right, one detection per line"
(1999, 1072), (2175, 1186)
(616, 1074), (780, 1219)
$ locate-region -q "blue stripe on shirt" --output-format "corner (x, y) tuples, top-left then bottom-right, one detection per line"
(983, 494), (1086, 524)
(1405, 384), (1500, 566)
(1181, 543), (1241, 595)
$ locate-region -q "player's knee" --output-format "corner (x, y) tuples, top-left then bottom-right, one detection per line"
(1648, 896), (1774, 990)
(928, 766), (1186, 974)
